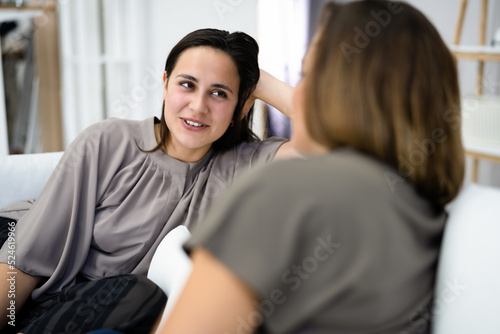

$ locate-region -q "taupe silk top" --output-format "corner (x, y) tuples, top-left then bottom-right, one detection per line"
(0, 117), (286, 301)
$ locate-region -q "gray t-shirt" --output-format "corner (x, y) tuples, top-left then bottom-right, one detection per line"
(185, 148), (445, 334)
(0, 117), (286, 301)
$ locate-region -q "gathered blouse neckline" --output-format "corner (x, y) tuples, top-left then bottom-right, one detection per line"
(140, 117), (213, 177)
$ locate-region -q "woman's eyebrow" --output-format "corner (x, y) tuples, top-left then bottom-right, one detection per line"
(212, 83), (233, 94)
(176, 74), (233, 94)
(177, 74), (198, 82)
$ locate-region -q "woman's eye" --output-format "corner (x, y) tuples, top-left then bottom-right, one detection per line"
(180, 81), (194, 89)
(213, 90), (227, 98)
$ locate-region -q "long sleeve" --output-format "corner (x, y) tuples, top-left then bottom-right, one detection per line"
(0, 120), (118, 301)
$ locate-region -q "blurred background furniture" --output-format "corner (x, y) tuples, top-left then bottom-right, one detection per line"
(0, 1), (62, 156)
(450, 0), (500, 182)
(0, 6), (42, 155)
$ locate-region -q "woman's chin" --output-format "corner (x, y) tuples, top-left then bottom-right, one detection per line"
(179, 142), (212, 153)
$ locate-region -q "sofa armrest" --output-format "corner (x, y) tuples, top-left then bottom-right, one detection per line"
(0, 152), (63, 209)
(148, 225), (193, 332)
(432, 184), (500, 333)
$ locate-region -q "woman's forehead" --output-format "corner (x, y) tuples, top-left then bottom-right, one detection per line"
(173, 46), (240, 88)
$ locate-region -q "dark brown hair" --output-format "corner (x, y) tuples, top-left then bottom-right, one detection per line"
(151, 28), (260, 153)
(305, 1), (464, 207)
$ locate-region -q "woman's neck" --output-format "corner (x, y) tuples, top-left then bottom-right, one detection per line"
(154, 123), (210, 163)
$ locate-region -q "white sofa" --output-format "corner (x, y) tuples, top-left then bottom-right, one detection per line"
(1, 152), (500, 333)
(0, 151), (64, 209)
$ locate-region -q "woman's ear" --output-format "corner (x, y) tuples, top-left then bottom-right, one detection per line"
(163, 71), (168, 98)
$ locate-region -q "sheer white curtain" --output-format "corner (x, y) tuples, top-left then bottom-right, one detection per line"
(257, 0), (309, 138)
(58, 0), (157, 146)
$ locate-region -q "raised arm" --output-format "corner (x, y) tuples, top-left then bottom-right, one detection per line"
(252, 69), (328, 159)
(246, 69), (304, 159)
(253, 69), (294, 120)
(243, 69), (294, 121)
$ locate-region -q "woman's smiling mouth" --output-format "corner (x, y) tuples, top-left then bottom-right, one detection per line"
(181, 118), (209, 130)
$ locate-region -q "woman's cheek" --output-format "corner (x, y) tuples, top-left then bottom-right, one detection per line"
(214, 102), (236, 126)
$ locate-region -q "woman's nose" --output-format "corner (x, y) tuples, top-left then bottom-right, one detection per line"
(190, 92), (208, 113)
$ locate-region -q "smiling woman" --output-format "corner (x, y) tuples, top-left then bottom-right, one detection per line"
(161, 47), (240, 162)
(152, 29), (272, 158)
(0, 28), (295, 333)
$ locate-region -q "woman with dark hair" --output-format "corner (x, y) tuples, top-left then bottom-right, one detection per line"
(157, 29), (263, 154)
(159, 1), (465, 333)
(0, 29), (294, 333)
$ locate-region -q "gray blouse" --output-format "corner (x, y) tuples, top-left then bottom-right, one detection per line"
(0, 117), (286, 301)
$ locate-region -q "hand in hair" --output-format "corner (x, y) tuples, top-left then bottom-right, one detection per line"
(243, 69), (294, 120)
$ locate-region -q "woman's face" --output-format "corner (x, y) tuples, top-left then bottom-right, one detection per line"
(163, 46), (240, 162)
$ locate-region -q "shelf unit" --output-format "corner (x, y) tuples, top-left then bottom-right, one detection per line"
(452, 0), (500, 182)
(0, 5), (46, 155)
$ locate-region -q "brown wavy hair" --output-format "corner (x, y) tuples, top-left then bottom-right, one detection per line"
(150, 28), (260, 153)
(305, 1), (464, 207)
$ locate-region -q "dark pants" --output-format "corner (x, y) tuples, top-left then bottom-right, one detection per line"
(0, 217), (166, 334)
